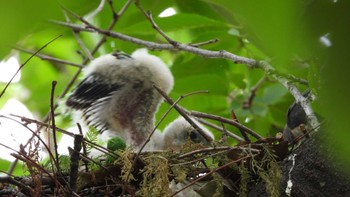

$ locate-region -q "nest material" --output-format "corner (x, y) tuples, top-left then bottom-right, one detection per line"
(0, 137), (289, 197)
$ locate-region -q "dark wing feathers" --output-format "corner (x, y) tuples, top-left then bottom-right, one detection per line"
(66, 73), (122, 110)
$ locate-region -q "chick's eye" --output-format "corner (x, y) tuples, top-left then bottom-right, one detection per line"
(189, 131), (198, 141)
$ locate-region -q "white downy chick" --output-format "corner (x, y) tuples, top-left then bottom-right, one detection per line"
(160, 116), (214, 150)
(66, 49), (173, 149)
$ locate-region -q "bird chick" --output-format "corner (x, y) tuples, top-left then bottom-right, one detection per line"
(160, 116), (214, 150)
(66, 49), (174, 149)
(283, 90), (311, 144)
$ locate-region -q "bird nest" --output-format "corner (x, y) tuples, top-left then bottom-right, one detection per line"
(0, 126), (289, 197)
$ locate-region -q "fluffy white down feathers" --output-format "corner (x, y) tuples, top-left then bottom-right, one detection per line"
(66, 49), (213, 150)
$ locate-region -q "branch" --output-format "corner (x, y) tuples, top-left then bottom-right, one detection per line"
(196, 118), (245, 142)
(153, 85), (213, 143)
(171, 155), (254, 197)
(243, 75), (266, 109)
(191, 111), (263, 140)
(50, 81), (61, 174)
(258, 61), (319, 133)
(14, 46), (83, 68)
(1, 35), (62, 98)
(69, 134), (83, 193)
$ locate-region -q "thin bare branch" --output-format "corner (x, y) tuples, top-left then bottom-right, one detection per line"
(14, 46), (83, 68)
(0, 35), (62, 98)
(49, 81), (61, 174)
(230, 109), (250, 142)
(189, 38), (220, 47)
(84, 0), (106, 21)
(171, 155), (254, 197)
(191, 111), (263, 140)
(153, 85), (213, 142)
(196, 118), (244, 142)
(69, 134), (83, 192)
(243, 75), (266, 109)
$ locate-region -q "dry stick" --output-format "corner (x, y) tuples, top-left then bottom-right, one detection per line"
(154, 85), (213, 142)
(177, 146), (232, 159)
(189, 39), (220, 47)
(1, 142), (56, 181)
(0, 35), (62, 98)
(173, 149), (231, 167)
(171, 155), (253, 197)
(75, 151), (112, 173)
(50, 81), (61, 174)
(10, 153), (61, 192)
(63, 10), (94, 61)
(84, 0), (106, 21)
(10, 114), (120, 159)
(0, 115), (57, 174)
(2, 115), (57, 176)
(230, 109), (250, 142)
(77, 123), (89, 172)
(196, 118), (244, 142)
(135, 1), (178, 47)
(0, 175), (34, 196)
(243, 75), (266, 109)
(191, 111), (263, 140)
(13, 47), (83, 68)
(178, 146), (260, 160)
(69, 134), (83, 193)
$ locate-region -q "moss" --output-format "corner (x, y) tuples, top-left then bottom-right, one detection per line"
(138, 154), (171, 197)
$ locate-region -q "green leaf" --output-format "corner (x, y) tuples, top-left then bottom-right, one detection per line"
(259, 84), (288, 105)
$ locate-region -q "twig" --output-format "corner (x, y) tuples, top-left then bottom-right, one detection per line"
(69, 134), (83, 192)
(177, 146), (232, 159)
(13, 46), (83, 68)
(0, 115), (57, 174)
(77, 123), (89, 172)
(9, 114), (120, 159)
(230, 109), (250, 142)
(153, 85), (213, 142)
(0, 35), (62, 98)
(189, 39), (220, 47)
(107, 0), (117, 18)
(0, 176), (33, 196)
(84, 0), (106, 21)
(135, 1), (178, 46)
(196, 118), (244, 142)
(171, 155), (253, 197)
(177, 146), (260, 160)
(219, 122), (228, 144)
(243, 76), (266, 109)
(63, 10), (93, 61)
(191, 111), (263, 140)
(172, 149), (230, 166)
(50, 81), (61, 174)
